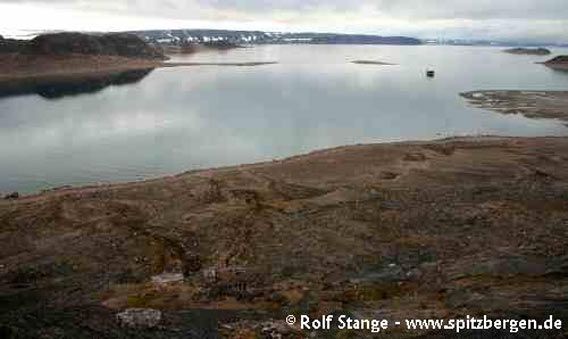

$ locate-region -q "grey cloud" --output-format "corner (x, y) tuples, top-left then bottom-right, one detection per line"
(146, 0), (568, 20)
(165, 0), (568, 20)
(373, 0), (568, 20)
(3, 0), (568, 20)
(1, 0), (567, 42)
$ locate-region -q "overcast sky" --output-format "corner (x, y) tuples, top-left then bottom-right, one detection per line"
(1, 0), (567, 42)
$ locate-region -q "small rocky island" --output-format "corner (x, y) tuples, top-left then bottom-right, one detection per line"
(350, 60), (396, 65)
(503, 47), (551, 55)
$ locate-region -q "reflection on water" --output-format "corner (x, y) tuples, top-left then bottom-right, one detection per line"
(545, 66), (568, 74)
(1, 45), (568, 193)
(0, 68), (154, 99)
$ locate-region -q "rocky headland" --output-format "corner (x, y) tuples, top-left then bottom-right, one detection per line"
(461, 90), (568, 122)
(540, 55), (568, 70)
(0, 32), (166, 83)
(24, 32), (166, 59)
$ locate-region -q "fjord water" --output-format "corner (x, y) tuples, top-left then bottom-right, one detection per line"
(1, 45), (568, 193)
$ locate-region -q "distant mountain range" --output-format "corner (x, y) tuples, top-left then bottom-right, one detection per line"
(129, 29), (422, 45)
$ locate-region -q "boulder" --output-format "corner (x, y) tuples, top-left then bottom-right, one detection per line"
(116, 308), (162, 328)
(3, 192), (19, 200)
(260, 320), (296, 338)
(151, 272), (184, 284)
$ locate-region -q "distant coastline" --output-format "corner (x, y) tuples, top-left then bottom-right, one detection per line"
(129, 29), (422, 46)
(503, 47), (551, 55)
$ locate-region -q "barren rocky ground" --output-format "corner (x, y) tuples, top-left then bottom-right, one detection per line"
(2, 135), (568, 338)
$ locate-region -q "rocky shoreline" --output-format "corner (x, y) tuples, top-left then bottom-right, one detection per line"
(2, 134), (568, 337)
(0, 54), (162, 83)
(0, 55), (280, 86)
(461, 90), (568, 122)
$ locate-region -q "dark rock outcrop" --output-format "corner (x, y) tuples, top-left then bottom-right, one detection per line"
(0, 36), (28, 54)
(27, 32), (165, 59)
(3, 192), (19, 200)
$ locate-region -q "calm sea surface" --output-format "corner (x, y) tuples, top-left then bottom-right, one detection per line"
(1, 45), (568, 193)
